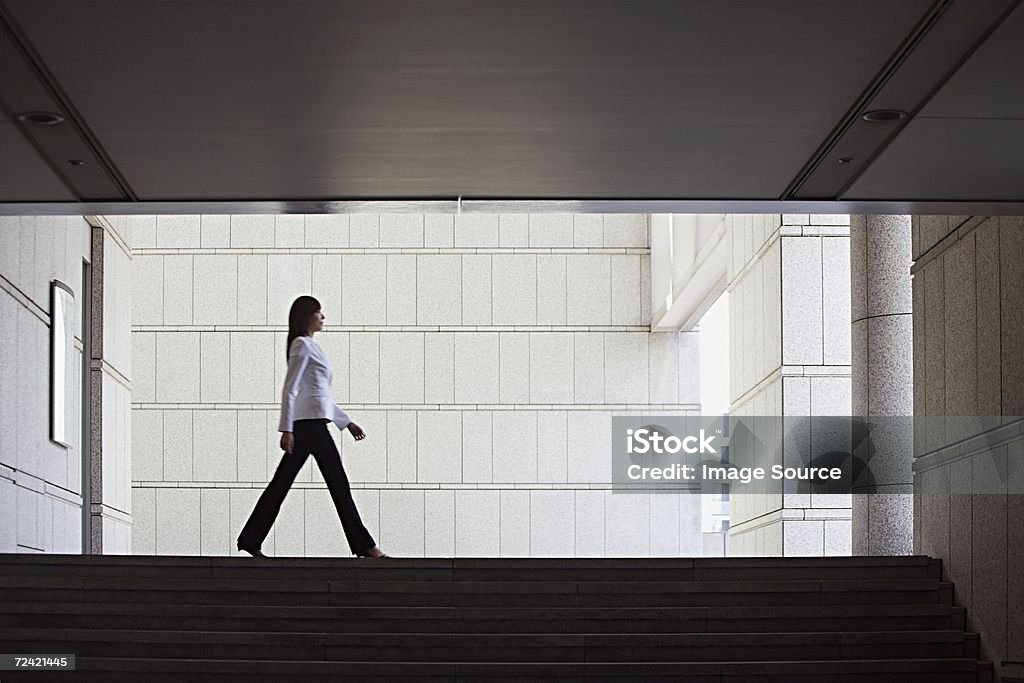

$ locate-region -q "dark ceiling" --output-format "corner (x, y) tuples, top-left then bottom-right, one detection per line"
(1, 0), (1022, 213)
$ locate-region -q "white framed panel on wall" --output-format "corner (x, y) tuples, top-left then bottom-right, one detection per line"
(50, 279), (74, 448)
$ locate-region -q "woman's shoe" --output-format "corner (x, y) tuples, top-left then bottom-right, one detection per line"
(237, 543), (267, 557)
(355, 546), (389, 558)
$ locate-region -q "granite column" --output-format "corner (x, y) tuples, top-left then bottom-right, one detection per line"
(850, 215), (913, 555)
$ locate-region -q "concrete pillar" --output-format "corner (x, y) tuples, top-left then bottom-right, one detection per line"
(850, 215), (913, 556)
(87, 217), (134, 554)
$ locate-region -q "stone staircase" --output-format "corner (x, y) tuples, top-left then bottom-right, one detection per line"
(0, 554), (992, 682)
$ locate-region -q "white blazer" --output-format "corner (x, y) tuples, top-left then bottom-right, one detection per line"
(278, 336), (351, 432)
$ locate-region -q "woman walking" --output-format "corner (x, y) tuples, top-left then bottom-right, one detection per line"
(237, 295), (387, 558)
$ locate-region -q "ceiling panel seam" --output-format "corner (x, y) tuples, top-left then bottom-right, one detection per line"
(834, 0), (1023, 199)
(0, 0), (136, 200)
(780, 0), (955, 201)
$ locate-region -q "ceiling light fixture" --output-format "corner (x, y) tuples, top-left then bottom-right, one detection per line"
(838, 157), (854, 164)
(68, 159), (85, 166)
(17, 111), (66, 126)
(861, 109), (908, 123)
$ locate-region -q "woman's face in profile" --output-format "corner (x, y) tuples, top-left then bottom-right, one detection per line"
(309, 309), (325, 334)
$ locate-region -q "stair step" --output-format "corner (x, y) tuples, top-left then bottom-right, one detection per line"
(0, 576), (954, 608)
(0, 555), (942, 581)
(0, 628), (980, 663)
(0, 602), (967, 634)
(48, 657), (991, 683)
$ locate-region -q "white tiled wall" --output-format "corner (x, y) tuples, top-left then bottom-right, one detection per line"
(0, 215), (91, 554)
(129, 213), (704, 557)
(726, 215), (853, 557)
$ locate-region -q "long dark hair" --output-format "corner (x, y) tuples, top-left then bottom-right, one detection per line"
(286, 295), (322, 360)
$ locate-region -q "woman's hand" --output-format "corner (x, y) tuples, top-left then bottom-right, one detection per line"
(280, 431), (295, 453)
(348, 423), (366, 441)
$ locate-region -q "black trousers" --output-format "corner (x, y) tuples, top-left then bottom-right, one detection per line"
(237, 419), (375, 555)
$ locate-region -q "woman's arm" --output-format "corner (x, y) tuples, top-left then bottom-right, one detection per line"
(278, 339), (311, 434)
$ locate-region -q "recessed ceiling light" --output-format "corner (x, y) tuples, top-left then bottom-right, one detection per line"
(68, 159), (86, 166)
(838, 157), (854, 164)
(17, 111), (65, 126)
(862, 109), (908, 123)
